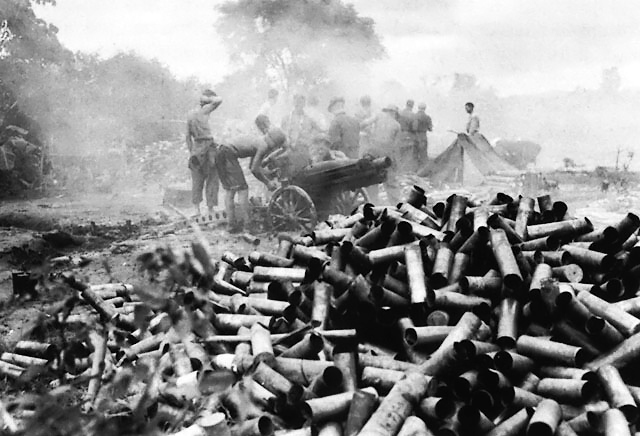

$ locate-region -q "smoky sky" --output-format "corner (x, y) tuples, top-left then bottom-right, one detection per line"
(351, 0), (640, 94)
(35, 0), (640, 95)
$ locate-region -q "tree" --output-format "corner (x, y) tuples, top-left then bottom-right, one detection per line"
(216, 0), (386, 93)
(0, 0), (71, 140)
(0, 0), (208, 195)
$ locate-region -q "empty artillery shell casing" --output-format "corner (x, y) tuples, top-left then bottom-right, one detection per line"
(431, 242), (454, 289)
(596, 364), (638, 421)
(527, 398), (562, 436)
(0, 352), (48, 368)
(358, 372), (431, 436)
(302, 386), (377, 423)
(515, 197), (535, 240)
(279, 332), (323, 359)
(433, 290), (491, 314)
(526, 217), (593, 240)
(426, 310), (450, 326)
(602, 408), (632, 436)
(490, 228), (523, 291)
(308, 366), (343, 397)
(252, 266), (308, 283)
(551, 320), (603, 358)
(516, 335), (587, 367)
(612, 295), (640, 315)
(494, 350), (535, 375)
(577, 290), (640, 337)
(248, 251), (295, 268)
(214, 314), (272, 332)
(250, 323), (274, 362)
(517, 235), (561, 251)
(222, 251), (250, 270)
(253, 361), (303, 404)
(535, 378), (597, 403)
(418, 312), (482, 376)
(397, 416), (430, 436)
(231, 271), (254, 289)
(497, 298), (520, 348)
(333, 348), (358, 392)
(367, 242), (418, 266)
(487, 407), (534, 436)
(360, 366), (406, 394)
(272, 357), (334, 386)
(538, 251), (571, 267)
(538, 366), (596, 381)
(229, 416), (274, 436)
(418, 396), (456, 421)
(405, 244), (430, 305)
(355, 220), (396, 250)
(404, 326), (454, 347)
(551, 264), (583, 283)
(561, 244), (615, 271)
(463, 275), (502, 298)
(344, 389), (379, 436)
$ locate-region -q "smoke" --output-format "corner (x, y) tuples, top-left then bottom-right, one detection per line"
(25, 0), (640, 186)
(215, 0), (640, 172)
(4, 49), (206, 194)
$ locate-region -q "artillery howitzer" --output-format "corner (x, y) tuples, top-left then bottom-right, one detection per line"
(264, 155), (392, 232)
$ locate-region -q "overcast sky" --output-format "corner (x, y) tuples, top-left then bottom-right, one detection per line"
(34, 0), (640, 96)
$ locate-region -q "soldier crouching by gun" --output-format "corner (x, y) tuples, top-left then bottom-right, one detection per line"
(215, 115), (287, 233)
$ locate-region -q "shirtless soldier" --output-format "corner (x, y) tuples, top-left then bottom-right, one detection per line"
(186, 89), (222, 216)
(215, 115), (287, 232)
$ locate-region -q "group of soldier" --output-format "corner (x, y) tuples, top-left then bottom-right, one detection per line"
(186, 90), (287, 232)
(263, 90), (434, 171)
(186, 88), (480, 233)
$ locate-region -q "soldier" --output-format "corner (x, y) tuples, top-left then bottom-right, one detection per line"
(186, 89), (222, 216)
(258, 88), (283, 126)
(398, 99), (417, 172)
(215, 115), (287, 232)
(465, 102), (480, 135)
(355, 95), (374, 155)
(327, 97), (360, 159)
(281, 94), (321, 152)
(306, 95), (329, 131)
(413, 102), (433, 166)
(361, 104), (402, 204)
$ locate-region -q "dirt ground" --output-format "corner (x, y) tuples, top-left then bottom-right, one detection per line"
(0, 185), (269, 347)
(0, 176), (635, 347)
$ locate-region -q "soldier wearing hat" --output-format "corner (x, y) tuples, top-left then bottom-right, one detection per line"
(215, 115), (287, 232)
(413, 102), (433, 166)
(186, 89), (222, 216)
(327, 97), (360, 159)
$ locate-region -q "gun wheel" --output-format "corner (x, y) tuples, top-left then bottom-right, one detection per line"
(332, 188), (369, 216)
(268, 186), (318, 232)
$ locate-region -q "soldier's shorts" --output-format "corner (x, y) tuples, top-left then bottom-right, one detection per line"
(215, 144), (248, 191)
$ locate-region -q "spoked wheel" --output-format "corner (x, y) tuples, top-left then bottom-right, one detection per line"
(332, 188), (370, 216)
(268, 186), (318, 232)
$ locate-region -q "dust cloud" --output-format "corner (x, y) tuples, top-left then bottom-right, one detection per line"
(17, 0), (640, 196)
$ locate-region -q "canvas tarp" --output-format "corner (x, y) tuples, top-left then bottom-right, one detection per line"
(418, 133), (517, 185)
